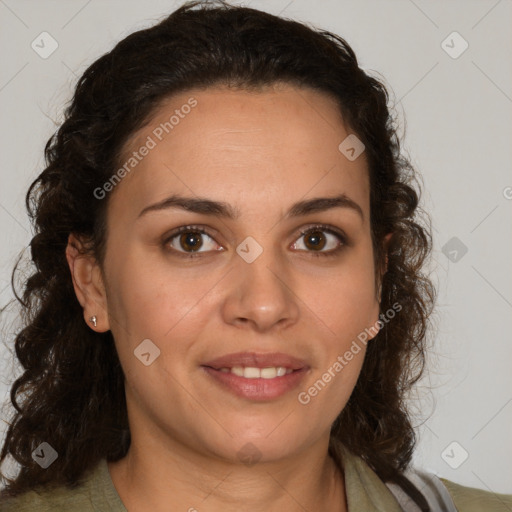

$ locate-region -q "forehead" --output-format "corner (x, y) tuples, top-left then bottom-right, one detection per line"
(109, 84), (369, 221)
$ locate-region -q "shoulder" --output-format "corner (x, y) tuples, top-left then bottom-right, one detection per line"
(441, 477), (512, 512)
(385, 465), (512, 512)
(0, 482), (93, 512)
(0, 459), (126, 512)
(1, 487), (79, 512)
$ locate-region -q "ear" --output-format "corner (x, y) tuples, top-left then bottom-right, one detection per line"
(65, 233), (111, 332)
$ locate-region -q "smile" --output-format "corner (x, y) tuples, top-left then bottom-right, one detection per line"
(218, 366), (294, 378)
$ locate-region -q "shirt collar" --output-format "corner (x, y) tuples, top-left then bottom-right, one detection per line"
(336, 442), (403, 511)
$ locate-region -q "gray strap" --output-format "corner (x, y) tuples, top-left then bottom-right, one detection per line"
(385, 468), (458, 512)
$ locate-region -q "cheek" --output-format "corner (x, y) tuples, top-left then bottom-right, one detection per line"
(305, 257), (378, 339)
(296, 342), (366, 429)
(104, 252), (220, 376)
(104, 246), (194, 332)
(292, 255), (377, 408)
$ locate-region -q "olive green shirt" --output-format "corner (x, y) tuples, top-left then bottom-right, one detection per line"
(1, 449), (511, 511)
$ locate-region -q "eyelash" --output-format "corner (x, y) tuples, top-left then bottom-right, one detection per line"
(162, 223), (348, 259)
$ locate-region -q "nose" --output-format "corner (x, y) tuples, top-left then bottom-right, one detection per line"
(221, 242), (300, 333)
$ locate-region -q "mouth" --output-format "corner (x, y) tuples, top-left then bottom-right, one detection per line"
(213, 366), (295, 378)
(201, 352), (310, 401)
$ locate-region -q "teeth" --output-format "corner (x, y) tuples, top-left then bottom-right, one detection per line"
(260, 367), (277, 379)
(231, 366), (244, 377)
(219, 366), (293, 378)
(244, 367), (261, 379)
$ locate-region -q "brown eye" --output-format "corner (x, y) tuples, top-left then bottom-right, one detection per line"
(303, 230), (327, 251)
(292, 225), (346, 257)
(163, 226), (222, 257)
(179, 232), (204, 252)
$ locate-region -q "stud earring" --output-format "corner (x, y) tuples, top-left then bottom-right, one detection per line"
(89, 316), (97, 327)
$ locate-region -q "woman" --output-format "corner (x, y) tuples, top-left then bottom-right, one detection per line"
(0, 1), (510, 511)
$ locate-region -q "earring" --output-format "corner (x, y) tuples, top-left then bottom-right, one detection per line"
(89, 316), (97, 327)
(377, 284), (383, 303)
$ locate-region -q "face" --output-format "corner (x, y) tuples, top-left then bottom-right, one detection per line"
(83, 83), (381, 464)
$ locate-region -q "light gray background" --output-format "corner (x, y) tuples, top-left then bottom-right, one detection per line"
(1, 0), (511, 496)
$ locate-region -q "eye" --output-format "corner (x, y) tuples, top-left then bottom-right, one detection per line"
(163, 223), (347, 259)
(163, 225), (222, 258)
(292, 224), (347, 257)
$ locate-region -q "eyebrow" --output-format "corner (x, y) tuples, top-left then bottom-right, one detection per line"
(137, 193), (364, 221)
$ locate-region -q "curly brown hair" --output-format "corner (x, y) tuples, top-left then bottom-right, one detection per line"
(0, 0), (435, 509)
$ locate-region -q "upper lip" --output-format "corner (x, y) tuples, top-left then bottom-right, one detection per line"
(202, 352), (308, 370)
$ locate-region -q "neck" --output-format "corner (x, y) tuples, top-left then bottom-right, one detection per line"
(108, 432), (347, 512)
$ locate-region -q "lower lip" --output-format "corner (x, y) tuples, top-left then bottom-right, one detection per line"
(202, 367), (309, 401)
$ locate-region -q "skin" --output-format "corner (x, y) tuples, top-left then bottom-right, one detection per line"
(66, 83), (385, 512)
